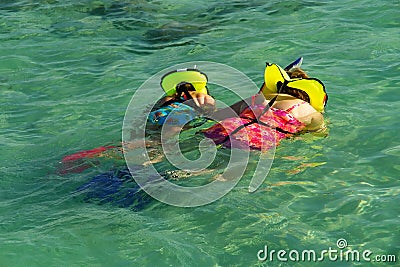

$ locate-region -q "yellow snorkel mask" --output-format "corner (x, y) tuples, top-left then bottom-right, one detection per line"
(160, 68), (209, 96)
(261, 62), (328, 112)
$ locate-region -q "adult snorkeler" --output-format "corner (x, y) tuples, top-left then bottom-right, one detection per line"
(203, 58), (328, 151)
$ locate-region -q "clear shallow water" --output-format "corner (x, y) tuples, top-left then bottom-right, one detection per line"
(1, 0), (399, 266)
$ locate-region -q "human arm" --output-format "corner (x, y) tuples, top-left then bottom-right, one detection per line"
(185, 91), (216, 114)
(157, 91), (216, 114)
(211, 95), (256, 121)
(304, 112), (325, 131)
(276, 98), (325, 132)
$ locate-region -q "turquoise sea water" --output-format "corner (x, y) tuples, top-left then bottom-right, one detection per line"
(1, 0), (399, 266)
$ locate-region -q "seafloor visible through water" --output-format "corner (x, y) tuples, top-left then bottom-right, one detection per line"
(1, 1), (399, 266)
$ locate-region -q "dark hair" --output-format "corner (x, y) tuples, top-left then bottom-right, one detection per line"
(287, 68), (309, 79)
(281, 86), (310, 103)
(176, 82), (195, 95)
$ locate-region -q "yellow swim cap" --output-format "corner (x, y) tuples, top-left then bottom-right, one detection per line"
(160, 68), (208, 96)
(262, 63), (328, 112)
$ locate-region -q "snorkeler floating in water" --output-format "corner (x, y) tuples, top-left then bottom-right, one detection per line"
(202, 58), (328, 151)
(63, 68), (219, 210)
(59, 67), (217, 174)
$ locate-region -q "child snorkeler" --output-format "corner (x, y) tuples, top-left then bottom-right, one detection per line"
(59, 67), (216, 173)
(59, 67), (217, 210)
